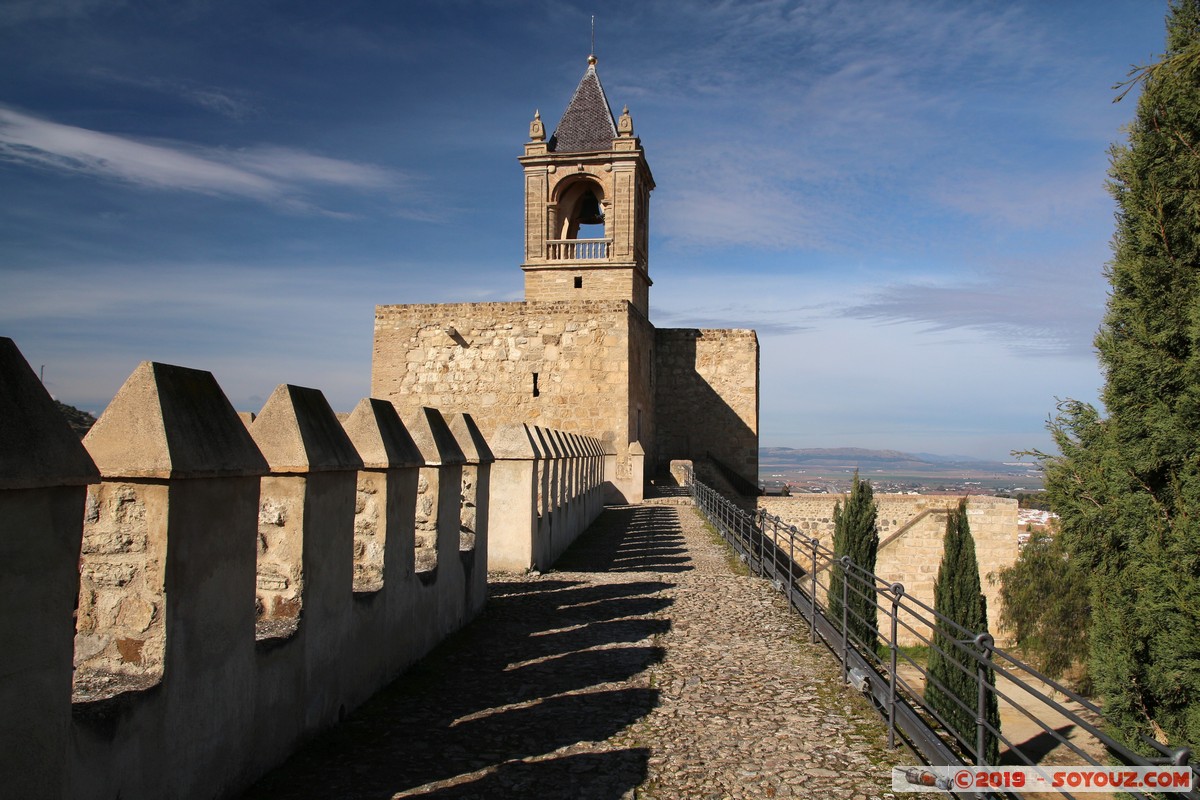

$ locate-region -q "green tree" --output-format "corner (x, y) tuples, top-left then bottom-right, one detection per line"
(1035, 0), (1200, 753)
(827, 471), (880, 654)
(993, 530), (1091, 685)
(925, 500), (1001, 764)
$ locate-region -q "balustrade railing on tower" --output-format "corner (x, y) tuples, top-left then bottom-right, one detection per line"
(546, 238), (611, 260)
(680, 464), (1198, 800)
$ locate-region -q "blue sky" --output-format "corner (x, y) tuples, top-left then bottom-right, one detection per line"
(0, 0), (1171, 461)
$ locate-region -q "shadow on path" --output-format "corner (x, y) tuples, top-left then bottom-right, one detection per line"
(242, 506), (686, 800)
(555, 505), (694, 574)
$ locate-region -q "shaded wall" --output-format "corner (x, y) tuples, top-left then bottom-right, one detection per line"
(655, 328), (759, 488)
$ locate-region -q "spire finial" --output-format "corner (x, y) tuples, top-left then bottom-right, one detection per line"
(529, 108), (545, 142)
(618, 104), (633, 138)
(590, 15), (595, 60)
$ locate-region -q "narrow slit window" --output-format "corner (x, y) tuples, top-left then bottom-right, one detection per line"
(574, 276), (583, 289)
(532, 372), (540, 397)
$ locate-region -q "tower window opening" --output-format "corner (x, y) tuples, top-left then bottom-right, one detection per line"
(532, 372), (540, 397)
(574, 276), (583, 289)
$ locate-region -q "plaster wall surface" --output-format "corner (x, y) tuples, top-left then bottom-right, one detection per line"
(758, 494), (1019, 646)
(0, 486), (90, 800)
(655, 328), (759, 486)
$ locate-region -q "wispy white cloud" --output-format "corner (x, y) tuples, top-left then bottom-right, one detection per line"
(616, 0), (1104, 251)
(88, 68), (259, 120)
(841, 259), (1107, 358)
(0, 106), (403, 213)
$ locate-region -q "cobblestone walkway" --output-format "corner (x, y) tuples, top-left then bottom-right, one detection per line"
(242, 504), (905, 800)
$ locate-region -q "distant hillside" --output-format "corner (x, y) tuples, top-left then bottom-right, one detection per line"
(760, 446), (1030, 475)
(55, 400), (96, 438)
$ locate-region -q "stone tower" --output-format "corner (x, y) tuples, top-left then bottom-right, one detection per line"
(371, 53), (760, 502)
(519, 56), (655, 317)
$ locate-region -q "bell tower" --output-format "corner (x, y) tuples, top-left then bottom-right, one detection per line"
(519, 55), (655, 316)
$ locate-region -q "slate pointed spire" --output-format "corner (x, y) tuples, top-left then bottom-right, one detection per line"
(549, 54), (618, 153)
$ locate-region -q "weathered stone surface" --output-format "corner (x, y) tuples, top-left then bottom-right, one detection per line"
(250, 384), (362, 474)
(340, 397), (423, 470)
(759, 494), (1020, 646)
(83, 361), (266, 480)
(242, 504), (903, 799)
(371, 301), (662, 501)
(0, 337), (99, 490)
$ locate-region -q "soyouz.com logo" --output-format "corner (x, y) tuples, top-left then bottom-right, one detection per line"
(891, 765), (1195, 793)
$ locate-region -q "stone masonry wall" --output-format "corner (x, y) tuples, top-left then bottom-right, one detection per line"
(256, 475), (305, 622)
(372, 299), (646, 497)
(74, 482), (167, 679)
(353, 471), (385, 592)
(523, 267), (649, 315)
(758, 494), (1019, 645)
(655, 328), (759, 487)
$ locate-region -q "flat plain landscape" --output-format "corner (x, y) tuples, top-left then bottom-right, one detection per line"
(759, 447), (1045, 495)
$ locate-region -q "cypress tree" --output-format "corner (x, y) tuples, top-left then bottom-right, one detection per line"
(1039, 0), (1200, 753)
(827, 471), (880, 654)
(925, 499), (1001, 764)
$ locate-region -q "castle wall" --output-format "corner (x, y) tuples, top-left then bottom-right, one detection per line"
(655, 328), (759, 487)
(372, 299), (649, 501)
(0, 340), (604, 800)
(757, 494), (1020, 646)
(489, 424), (606, 571)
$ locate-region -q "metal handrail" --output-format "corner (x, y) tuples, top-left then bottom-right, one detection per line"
(682, 466), (1198, 799)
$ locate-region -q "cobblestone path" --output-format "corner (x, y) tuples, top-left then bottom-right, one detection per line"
(242, 504), (905, 800)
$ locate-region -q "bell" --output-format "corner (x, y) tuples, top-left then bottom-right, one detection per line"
(577, 190), (604, 226)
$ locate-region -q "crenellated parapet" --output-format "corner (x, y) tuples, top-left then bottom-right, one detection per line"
(0, 338), (600, 800)
(489, 422), (606, 571)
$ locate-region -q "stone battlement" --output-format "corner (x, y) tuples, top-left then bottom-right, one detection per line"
(0, 337), (606, 800)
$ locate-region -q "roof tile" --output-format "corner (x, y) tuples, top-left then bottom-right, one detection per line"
(549, 63), (617, 153)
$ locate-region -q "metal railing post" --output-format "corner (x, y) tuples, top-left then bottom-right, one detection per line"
(772, 517), (779, 582)
(888, 582), (904, 749)
(788, 525), (797, 604)
(809, 538), (819, 643)
(975, 632), (994, 769)
(841, 555), (851, 684)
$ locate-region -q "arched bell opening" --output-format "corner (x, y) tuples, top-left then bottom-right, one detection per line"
(555, 179), (607, 241)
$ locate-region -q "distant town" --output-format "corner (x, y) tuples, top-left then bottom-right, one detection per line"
(759, 446), (1046, 497)
(758, 447), (1059, 546)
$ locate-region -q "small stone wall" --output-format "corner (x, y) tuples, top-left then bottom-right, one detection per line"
(758, 494), (1019, 646)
